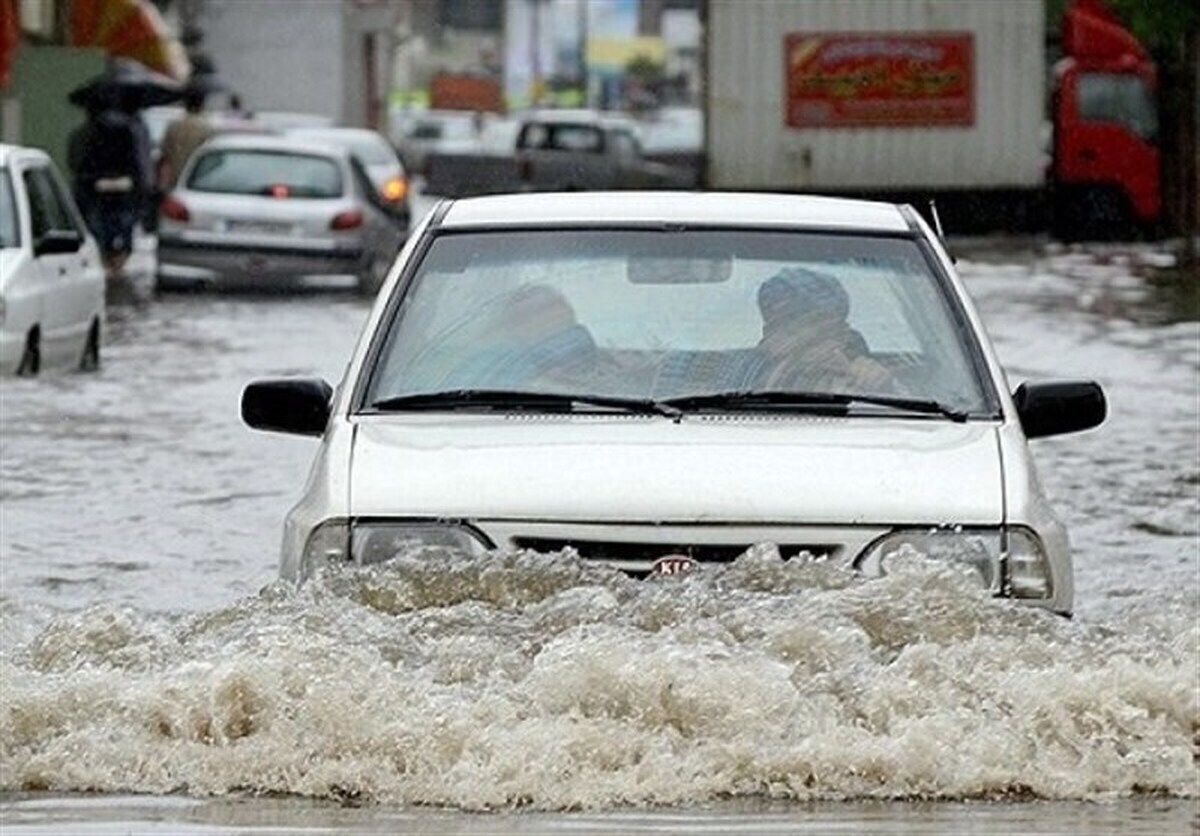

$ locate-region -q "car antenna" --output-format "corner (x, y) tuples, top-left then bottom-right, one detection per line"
(928, 200), (956, 263)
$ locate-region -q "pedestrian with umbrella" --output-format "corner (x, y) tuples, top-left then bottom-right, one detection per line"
(67, 60), (181, 276)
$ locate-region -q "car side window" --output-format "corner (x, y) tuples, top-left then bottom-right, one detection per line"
(42, 165), (86, 237)
(22, 169), (52, 241)
(22, 168), (76, 240)
(610, 130), (639, 160)
(348, 155), (383, 208)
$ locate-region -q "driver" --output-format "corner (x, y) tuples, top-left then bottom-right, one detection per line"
(753, 268), (893, 392)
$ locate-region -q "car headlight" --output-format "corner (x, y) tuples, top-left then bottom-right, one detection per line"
(301, 519), (491, 576)
(855, 526), (1052, 599)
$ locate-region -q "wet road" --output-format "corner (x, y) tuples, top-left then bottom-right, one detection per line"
(0, 240), (1197, 832)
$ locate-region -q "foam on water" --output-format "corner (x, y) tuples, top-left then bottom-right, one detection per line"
(2, 547), (1196, 810)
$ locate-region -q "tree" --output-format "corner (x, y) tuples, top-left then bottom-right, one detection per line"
(1104, 0), (1198, 268)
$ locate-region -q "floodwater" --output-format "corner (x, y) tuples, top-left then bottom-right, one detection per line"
(0, 240), (1197, 833)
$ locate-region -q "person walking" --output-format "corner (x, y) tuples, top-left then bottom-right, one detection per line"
(159, 87), (215, 190)
(68, 92), (152, 274)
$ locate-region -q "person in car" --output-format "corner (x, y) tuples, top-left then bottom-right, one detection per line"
(753, 268), (894, 393)
(499, 284), (597, 388)
(450, 285), (597, 391)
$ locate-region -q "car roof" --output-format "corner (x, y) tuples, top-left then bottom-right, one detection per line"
(439, 192), (911, 233)
(521, 109), (635, 130)
(196, 133), (350, 159)
(0, 143), (50, 167)
(287, 126), (388, 144)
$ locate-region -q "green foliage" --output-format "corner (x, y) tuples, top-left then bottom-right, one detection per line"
(625, 54), (665, 85)
(1104, 0), (1198, 58)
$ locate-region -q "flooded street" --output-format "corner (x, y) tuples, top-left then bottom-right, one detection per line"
(0, 241), (1197, 832)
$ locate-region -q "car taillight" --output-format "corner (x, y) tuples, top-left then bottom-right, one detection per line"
(160, 195), (189, 222)
(330, 209), (364, 231)
(381, 176), (407, 202)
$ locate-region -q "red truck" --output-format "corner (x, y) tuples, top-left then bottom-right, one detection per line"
(705, 0), (1161, 238)
(1053, 0), (1160, 237)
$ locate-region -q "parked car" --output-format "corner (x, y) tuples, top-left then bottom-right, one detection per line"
(284, 126), (410, 228)
(0, 144), (104, 376)
(241, 192), (1106, 616)
(392, 109), (483, 174)
(157, 134), (406, 294)
(423, 110), (692, 197)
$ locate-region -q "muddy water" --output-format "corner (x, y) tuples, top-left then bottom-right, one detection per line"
(0, 244), (1197, 832)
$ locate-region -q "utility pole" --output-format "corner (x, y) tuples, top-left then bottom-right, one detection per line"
(578, 0), (588, 106)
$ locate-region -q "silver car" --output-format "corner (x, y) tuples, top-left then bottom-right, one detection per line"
(284, 126), (410, 228)
(241, 192), (1106, 616)
(157, 134), (404, 294)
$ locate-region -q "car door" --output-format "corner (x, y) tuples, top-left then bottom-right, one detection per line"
(42, 163), (101, 333)
(20, 166), (87, 365)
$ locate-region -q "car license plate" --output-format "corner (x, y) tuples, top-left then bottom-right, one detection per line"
(226, 219), (292, 236)
(650, 555), (697, 577)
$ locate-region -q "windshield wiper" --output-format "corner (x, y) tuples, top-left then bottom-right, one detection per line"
(661, 389), (970, 422)
(370, 389), (683, 419)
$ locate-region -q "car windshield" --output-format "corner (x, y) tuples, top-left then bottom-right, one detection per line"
(364, 230), (995, 415)
(0, 169), (18, 248)
(187, 150), (344, 198)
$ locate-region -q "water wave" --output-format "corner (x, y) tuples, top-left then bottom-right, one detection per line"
(2, 547), (1196, 810)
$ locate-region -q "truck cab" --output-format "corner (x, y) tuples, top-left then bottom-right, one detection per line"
(1052, 0), (1160, 236)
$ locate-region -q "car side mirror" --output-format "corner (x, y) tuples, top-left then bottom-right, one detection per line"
(1012, 381), (1106, 439)
(34, 229), (83, 257)
(241, 378), (333, 436)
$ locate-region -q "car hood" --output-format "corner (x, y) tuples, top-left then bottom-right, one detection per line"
(349, 415), (1003, 525)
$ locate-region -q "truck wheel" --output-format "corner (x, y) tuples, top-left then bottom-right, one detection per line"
(16, 328), (40, 377)
(79, 320), (101, 372)
(1057, 186), (1132, 242)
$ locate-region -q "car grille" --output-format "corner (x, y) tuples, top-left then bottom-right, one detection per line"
(511, 536), (836, 575)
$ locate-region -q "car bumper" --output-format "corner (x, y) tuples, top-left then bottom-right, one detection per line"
(158, 235), (365, 283)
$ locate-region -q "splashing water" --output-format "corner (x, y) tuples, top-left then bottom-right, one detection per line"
(2, 546), (1195, 811)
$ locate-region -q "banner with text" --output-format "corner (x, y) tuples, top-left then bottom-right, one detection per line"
(784, 33), (974, 128)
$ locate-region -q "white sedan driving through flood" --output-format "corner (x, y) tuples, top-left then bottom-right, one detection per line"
(242, 192), (1106, 615)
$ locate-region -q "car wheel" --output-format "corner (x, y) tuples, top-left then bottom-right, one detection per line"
(357, 253), (390, 298)
(79, 320), (101, 372)
(16, 328), (40, 377)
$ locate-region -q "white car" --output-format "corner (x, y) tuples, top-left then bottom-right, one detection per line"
(241, 192), (1106, 615)
(157, 134), (406, 294)
(0, 144), (105, 375)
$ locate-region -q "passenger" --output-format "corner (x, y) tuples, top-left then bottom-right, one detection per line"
(753, 268), (893, 392)
(498, 285), (597, 388)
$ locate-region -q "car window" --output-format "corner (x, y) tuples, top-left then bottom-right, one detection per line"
(0, 169), (18, 248)
(610, 130), (639, 159)
(187, 150), (344, 198)
(520, 123), (604, 153)
(348, 155), (382, 206)
(22, 168), (76, 239)
(41, 164), (86, 237)
(366, 230), (993, 413)
(1077, 72), (1157, 142)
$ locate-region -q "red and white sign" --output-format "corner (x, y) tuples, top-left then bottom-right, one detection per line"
(784, 33), (974, 128)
